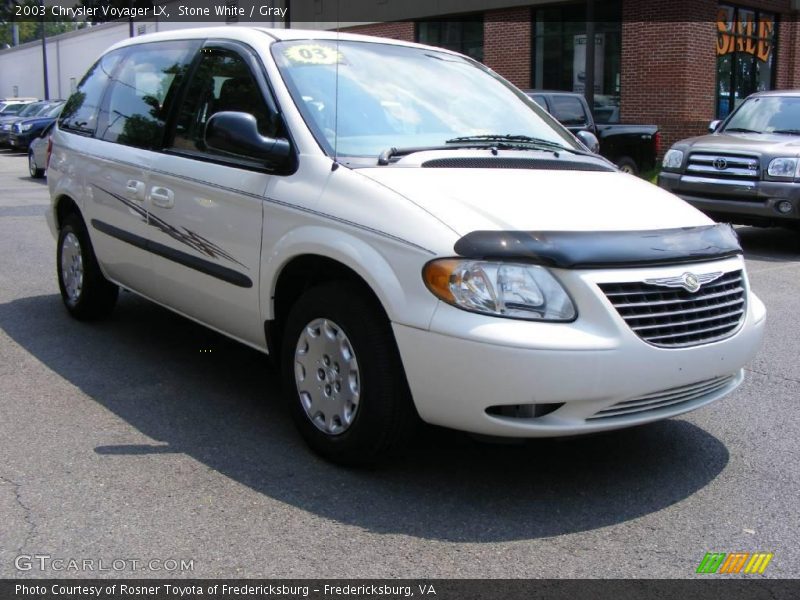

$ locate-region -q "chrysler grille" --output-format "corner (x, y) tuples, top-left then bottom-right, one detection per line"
(587, 375), (735, 420)
(599, 270), (746, 348)
(686, 153), (760, 180)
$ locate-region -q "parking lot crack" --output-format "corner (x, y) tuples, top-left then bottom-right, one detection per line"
(0, 474), (37, 553)
(744, 367), (800, 386)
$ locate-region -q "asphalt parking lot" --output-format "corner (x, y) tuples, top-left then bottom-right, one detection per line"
(0, 148), (798, 579)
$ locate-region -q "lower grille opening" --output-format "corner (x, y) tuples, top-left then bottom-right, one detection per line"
(486, 403), (565, 419)
(587, 375), (735, 420)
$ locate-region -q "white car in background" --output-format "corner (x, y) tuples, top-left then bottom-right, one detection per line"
(47, 27), (765, 464)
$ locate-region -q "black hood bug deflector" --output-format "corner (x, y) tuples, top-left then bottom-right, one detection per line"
(453, 223), (741, 269)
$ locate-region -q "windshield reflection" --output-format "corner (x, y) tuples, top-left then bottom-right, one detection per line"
(272, 40), (577, 158)
(724, 96), (800, 135)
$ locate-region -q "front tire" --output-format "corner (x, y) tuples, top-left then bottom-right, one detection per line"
(28, 151), (44, 178)
(57, 214), (118, 320)
(281, 281), (417, 465)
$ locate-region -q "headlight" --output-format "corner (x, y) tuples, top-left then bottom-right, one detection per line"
(662, 149), (684, 170)
(767, 157), (799, 178)
(20, 123), (33, 132)
(423, 259), (576, 321)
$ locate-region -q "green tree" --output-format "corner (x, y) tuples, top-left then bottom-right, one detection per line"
(1, 1), (85, 47)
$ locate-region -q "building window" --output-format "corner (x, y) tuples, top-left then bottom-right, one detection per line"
(415, 16), (484, 62)
(716, 5), (777, 118)
(532, 1), (622, 123)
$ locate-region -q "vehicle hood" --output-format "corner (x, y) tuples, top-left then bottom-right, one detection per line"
(16, 116), (56, 127)
(356, 152), (710, 235)
(679, 132), (800, 155)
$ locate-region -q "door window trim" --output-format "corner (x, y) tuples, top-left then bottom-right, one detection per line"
(162, 39), (297, 176)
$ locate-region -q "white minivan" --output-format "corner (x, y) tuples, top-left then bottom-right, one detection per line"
(47, 27), (765, 464)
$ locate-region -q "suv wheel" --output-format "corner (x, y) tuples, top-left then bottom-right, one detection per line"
(57, 215), (118, 320)
(616, 156), (638, 175)
(281, 281), (417, 465)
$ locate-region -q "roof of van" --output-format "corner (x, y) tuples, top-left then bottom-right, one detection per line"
(105, 26), (457, 55)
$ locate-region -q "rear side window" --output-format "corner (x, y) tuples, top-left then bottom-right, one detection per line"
(59, 50), (124, 135)
(97, 40), (198, 149)
(550, 95), (588, 126)
(170, 46), (279, 155)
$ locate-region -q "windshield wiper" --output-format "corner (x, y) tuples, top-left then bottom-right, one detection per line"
(377, 145), (455, 165)
(724, 127), (763, 134)
(377, 134), (593, 165)
(771, 129), (800, 135)
(445, 134), (592, 156)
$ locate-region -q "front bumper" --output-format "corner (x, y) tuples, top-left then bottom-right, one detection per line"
(394, 257), (765, 437)
(659, 171), (800, 224)
(8, 132), (33, 150)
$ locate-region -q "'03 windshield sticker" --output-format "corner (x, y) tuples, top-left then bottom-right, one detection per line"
(283, 44), (344, 65)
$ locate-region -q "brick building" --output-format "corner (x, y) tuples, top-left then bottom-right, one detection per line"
(345, 0), (800, 157)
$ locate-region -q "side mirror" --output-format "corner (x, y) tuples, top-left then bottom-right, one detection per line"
(576, 130), (600, 154)
(708, 120), (722, 133)
(205, 111), (291, 165)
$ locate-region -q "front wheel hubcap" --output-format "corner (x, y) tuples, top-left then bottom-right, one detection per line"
(29, 154), (36, 175)
(60, 232), (84, 305)
(294, 318), (360, 435)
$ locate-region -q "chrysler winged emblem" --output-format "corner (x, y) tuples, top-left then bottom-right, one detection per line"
(644, 271), (724, 293)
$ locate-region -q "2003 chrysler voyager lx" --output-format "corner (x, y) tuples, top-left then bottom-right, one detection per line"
(47, 27), (766, 464)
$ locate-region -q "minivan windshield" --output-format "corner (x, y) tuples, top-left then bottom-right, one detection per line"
(723, 96), (800, 135)
(272, 40), (579, 158)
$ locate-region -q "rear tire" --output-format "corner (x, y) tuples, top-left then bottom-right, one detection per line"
(616, 156), (638, 175)
(57, 214), (118, 320)
(281, 281), (417, 465)
(28, 151), (44, 178)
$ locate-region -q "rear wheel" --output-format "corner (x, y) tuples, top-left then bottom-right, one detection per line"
(28, 151), (44, 178)
(281, 281), (417, 465)
(57, 214), (118, 320)
(616, 156), (638, 175)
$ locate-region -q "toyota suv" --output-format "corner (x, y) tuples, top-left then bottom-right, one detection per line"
(659, 90), (800, 227)
(47, 27), (765, 464)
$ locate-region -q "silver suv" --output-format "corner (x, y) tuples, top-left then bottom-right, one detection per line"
(659, 90), (800, 227)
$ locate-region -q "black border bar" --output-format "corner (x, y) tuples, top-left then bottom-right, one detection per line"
(4, 0), (800, 24)
(2, 579), (799, 600)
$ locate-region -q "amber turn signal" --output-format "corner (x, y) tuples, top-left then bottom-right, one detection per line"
(422, 259), (460, 304)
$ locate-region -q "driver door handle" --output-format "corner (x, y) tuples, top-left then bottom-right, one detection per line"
(149, 187), (174, 209)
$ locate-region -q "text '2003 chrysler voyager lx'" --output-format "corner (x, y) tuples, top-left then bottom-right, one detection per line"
(47, 28), (765, 464)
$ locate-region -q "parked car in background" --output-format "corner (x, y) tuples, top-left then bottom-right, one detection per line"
(0, 98), (37, 117)
(526, 90), (660, 175)
(9, 101), (64, 151)
(0, 100), (59, 147)
(659, 90), (800, 228)
(27, 122), (54, 178)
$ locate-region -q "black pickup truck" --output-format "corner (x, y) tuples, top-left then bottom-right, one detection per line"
(526, 90), (660, 176)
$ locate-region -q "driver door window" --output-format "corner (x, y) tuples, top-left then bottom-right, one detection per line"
(170, 47), (279, 158)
